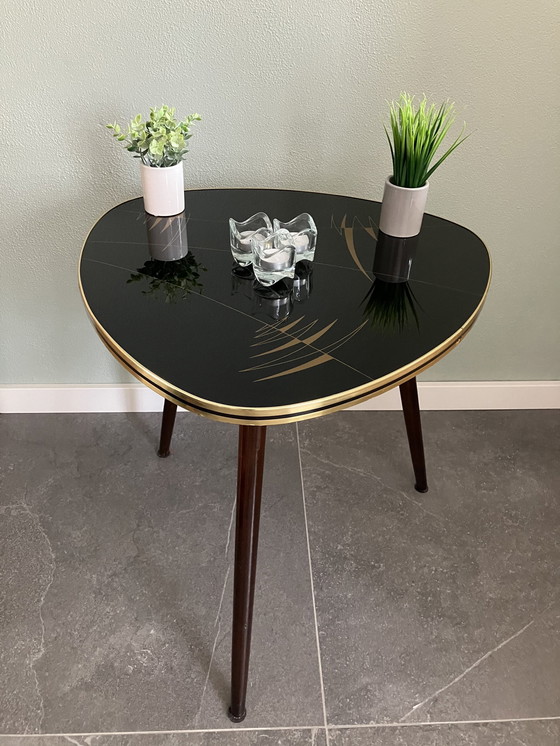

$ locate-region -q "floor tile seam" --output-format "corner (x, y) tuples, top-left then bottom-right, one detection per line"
(296, 423), (331, 746)
(192, 495), (236, 727)
(5, 717), (560, 738)
(14, 495), (56, 732)
(0, 725), (328, 738)
(397, 594), (560, 723)
(299, 447), (449, 525)
(326, 716), (560, 730)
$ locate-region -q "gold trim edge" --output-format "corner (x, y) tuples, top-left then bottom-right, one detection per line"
(78, 194), (492, 426)
(79, 271), (490, 425)
(95, 327), (467, 426)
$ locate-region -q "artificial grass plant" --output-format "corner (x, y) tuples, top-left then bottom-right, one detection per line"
(385, 93), (468, 188)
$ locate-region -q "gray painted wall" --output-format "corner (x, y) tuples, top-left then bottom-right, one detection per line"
(2, 0), (559, 384)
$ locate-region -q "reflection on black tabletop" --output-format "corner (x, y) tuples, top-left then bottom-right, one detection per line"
(128, 254), (206, 304)
(80, 189), (489, 414)
(230, 261), (314, 322)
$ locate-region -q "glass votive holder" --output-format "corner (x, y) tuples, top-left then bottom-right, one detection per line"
(251, 228), (296, 287)
(273, 213), (317, 262)
(229, 212), (272, 266)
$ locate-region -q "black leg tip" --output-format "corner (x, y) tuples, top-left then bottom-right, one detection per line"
(228, 707), (247, 723)
(157, 449), (171, 458)
(415, 483), (429, 493)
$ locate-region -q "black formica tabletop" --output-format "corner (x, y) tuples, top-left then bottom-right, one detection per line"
(79, 189), (490, 425)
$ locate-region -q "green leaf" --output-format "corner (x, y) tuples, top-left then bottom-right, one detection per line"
(384, 93), (467, 187)
(107, 106), (201, 161)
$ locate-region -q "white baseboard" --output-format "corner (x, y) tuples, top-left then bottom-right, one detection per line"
(0, 381), (559, 414)
(351, 381), (560, 411)
(0, 384), (164, 414)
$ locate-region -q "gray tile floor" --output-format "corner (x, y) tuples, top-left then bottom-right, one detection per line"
(1, 410), (559, 745)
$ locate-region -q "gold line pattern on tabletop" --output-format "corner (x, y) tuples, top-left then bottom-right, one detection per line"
(256, 354), (334, 382)
(81, 256), (372, 383)
(330, 213), (378, 279)
(332, 214), (371, 279)
(242, 320), (369, 375)
(89, 320), (473, 425)
(321, 321), (368, 355)
(242, 320), (367, 382)
(253, 316), (306, 343)
(254, 317), (286, 337)
(79, 257), (376, 394)
(79, 259), (490, 422)
(250, 321), (331, 357)
(78, 192), (492, 425)
(330, 212), (379, 236)
(241, 347), (322, 374)
(241, 321), (337, 376)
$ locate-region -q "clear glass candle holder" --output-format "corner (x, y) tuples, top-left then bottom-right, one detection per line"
(273, 213), (317, 262)
(229, 212), (272, 266)
(251, 228), (296, 287)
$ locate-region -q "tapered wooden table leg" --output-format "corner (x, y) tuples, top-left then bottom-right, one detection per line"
(228, 425), (267, 723)
(399, 377), (428, 493)
(157, 398), (177, 458)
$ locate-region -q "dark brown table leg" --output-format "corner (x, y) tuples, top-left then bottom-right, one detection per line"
(228, 425), (267, 723)
(399, 377), (428, 493)
(157, 398), (177, 458)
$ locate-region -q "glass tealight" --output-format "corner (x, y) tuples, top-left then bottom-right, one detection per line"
(229, 212), (272, 266)
(251, 228), (296, 287)
(273, 213), (317, 262)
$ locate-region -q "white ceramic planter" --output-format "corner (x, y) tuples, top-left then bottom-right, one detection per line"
(140, 161), (185, 217)
(379, 177), (429, 238)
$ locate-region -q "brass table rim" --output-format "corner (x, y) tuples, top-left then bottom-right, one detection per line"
(79, 191), (491, 426)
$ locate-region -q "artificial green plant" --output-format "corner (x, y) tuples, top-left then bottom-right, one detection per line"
(385, 93), (468, 188)
(107, 105), (201, 168)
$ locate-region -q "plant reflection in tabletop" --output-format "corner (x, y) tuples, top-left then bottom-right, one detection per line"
(127, 211), (205, 302)
(128, 253), (206, 303)
(362, 279), (421, 333)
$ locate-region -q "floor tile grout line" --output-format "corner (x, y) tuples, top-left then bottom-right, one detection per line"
(0, 725), (325, 738)
(296, 422), (330, 746)
(398, 615), (539, 723)
(299, 447), (448, 526)
(5, 716), (560, 738)
(326, 715), (560, 730)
